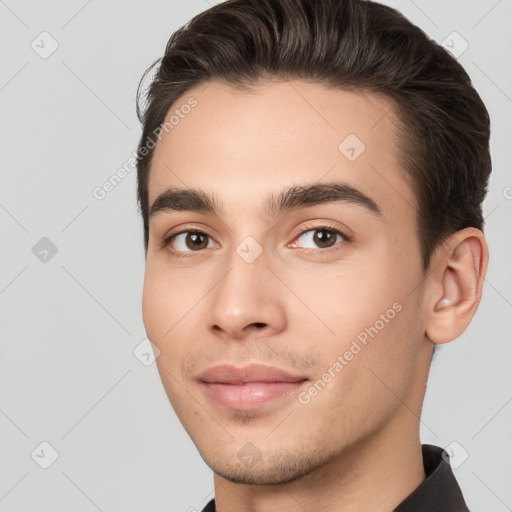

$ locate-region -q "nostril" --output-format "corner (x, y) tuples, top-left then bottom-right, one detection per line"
(252, 322), (266, 328)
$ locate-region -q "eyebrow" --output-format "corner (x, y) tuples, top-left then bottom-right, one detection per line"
(148, 182), (383, 221)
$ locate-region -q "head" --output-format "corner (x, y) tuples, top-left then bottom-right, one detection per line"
(137, 0), (490, 485)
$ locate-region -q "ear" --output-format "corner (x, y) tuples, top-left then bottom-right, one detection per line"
(425, 227), (489, 345)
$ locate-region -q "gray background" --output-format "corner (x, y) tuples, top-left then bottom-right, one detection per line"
(1, 0), (511, 510)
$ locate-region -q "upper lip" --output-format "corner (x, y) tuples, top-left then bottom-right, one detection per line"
(197, 363), (308, 384)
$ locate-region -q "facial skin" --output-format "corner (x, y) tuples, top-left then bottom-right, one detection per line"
(142, 80), (488, 512)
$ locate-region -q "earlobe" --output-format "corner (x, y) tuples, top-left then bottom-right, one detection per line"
(425, 228), (489, 345)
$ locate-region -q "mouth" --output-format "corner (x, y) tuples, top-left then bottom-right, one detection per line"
(197, 363), (309, 411)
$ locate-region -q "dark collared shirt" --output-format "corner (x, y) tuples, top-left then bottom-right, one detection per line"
(200, 444), (469, 511)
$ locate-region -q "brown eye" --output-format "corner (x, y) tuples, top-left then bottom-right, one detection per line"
(289, 226), (348, 251)
(165, 231), (216, 253)
(185, 232), (209, 250)
(312, 230), (337, 248)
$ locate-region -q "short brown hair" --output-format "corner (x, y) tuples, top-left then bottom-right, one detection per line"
(135, 0), (491, 271)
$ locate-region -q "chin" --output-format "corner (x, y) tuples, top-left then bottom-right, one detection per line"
(199, 446), (328, 485)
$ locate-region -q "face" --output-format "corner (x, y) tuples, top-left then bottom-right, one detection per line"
(142, 80), (433, 485)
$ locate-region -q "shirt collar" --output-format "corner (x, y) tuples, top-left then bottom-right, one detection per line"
(393, 444), (469, 511)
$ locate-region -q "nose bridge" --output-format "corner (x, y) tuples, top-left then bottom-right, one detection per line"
(205, 241), (287, 338)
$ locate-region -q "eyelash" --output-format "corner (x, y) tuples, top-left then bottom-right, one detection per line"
(161, 223), (351, 258)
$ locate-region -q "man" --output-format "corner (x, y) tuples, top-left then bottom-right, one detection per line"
(135, 0), (491, 510)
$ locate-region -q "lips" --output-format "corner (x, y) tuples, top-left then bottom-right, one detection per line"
(197, 363), (308, 385)
(197, 363), (308, 410)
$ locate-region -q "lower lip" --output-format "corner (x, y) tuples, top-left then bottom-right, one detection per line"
(200, 381), (308, 410)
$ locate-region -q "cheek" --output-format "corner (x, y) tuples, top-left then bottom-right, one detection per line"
(141, 263), (183, 342)
(142, 268), (190, 395)
(142, 261), (207, 359)
(141, 269), (163, 342)
(285, 255), (416, 386)
(287, 263), (395, 339)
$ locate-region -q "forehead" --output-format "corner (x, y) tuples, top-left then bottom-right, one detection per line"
(147, 80), (415, 221)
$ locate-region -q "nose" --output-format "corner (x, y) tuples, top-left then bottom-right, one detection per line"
(205, 249), (287, 341)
